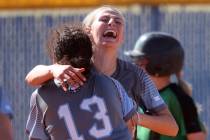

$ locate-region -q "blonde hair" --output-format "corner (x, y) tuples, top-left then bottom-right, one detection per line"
(83, 5), (125, 27)
(176, 72), (193, 96)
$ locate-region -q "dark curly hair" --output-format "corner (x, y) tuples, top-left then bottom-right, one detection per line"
(46, 23), (92, 77)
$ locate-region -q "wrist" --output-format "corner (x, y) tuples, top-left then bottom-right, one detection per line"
(132, 111), (142, 125)
(48, 64), (57, 77)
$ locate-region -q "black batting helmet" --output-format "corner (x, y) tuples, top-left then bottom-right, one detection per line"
(125, 32), (184, 76)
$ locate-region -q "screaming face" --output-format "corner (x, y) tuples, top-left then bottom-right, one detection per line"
(90, 9), (125, 48)
(103, 30), (117, 38)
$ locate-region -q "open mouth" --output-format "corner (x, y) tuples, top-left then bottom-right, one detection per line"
(103, 30), (117, 38)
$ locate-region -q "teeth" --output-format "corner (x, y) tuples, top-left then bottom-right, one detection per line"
(103, 30), (117, 37)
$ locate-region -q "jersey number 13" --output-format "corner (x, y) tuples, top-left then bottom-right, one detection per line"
(58, 96), (113, 140)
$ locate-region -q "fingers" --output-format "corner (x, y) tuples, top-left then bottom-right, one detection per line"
(75, 68), (86, 81)
(60, 80), (68, 92)
(66, 70), (81, 85)
(57, 74), (70, 92)
(52, 64), (87, 91)
(60, 67), (86, 91)
(65, 67), (86, 86)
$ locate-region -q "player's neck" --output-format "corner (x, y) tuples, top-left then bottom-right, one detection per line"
(92, 49), (118, 76)
(151, 76), (171, 90)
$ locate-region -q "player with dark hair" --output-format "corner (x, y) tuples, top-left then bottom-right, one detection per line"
(125, 32), (206, 140)
(26, 24), (138, 140)
(0, 87), (13, 140)
(25, 6), (178, 138)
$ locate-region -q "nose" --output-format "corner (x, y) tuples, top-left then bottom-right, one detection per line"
(108, 18), (115, 26)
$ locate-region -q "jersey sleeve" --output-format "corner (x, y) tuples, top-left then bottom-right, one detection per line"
(135, 67), (166, 113)
(174, 86), (203, 133)
(0, 88), (13, 119)
(111, 78), (137, 121)
(25, 89), (49, 140)
(170, 83), (204, 134)
(182, 97), (203, 133)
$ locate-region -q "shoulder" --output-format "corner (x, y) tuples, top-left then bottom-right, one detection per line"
(159, 85), (178, 99)
(30, 89), (39, 106)
(169, 83), (195, 104)
(30, 80), (56, 105)
(169, 83), (198, 115)
(116, 59), (148, 79)
(39, 80), (57, 91)
(118, 59), (156, 90)
(160, 85), (183, 110)
(30, 88), (48, 115)
(117, 59), (141, 73)
(169, 83), (203, 133)
(94, 73), (116, 85)
(35, 79), (61, 99)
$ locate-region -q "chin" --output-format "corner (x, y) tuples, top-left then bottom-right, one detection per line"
(102, 40), (121, 46)
(101, 42), (119, 48)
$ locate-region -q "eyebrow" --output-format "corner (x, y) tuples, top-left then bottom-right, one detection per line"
(100, 15), (123, 21)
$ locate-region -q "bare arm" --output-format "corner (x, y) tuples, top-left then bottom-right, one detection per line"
(25, 65), (54, 86)
(126, 119), (136, 138)
(0, 113), (13, 140)
(25, 64), (86, 90)
(187, 132), (206, 140)
(135, 107), (178, 137)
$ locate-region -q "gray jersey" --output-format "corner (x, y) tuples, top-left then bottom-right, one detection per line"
(111, 59), (166, 113)
(26, 70), (136, 140)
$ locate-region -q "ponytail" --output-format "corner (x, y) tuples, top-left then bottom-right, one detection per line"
(176, 71), (192, 96)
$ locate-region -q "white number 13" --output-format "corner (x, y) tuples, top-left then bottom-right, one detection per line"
(58, 96), (113, 139)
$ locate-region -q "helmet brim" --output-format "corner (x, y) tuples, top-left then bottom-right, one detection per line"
(124, 50), (144, 57)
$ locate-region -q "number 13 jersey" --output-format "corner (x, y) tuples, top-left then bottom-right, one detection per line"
(26, 70), (136, 140)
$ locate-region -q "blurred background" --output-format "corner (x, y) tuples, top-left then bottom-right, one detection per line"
(0, 0), (210, 139)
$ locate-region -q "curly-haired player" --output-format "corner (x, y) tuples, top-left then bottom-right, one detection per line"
(26, 24), (138, 140)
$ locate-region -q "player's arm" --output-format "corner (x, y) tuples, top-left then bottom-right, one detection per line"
(126, 109), (177, 138)
(0, 112), (13, 140)
(137, 107), (178, 136)
(187, 132), (206, 140)
(126, 116), (137, 138)
(25, 64), (86, 91)
(135, 68), (178, 136)
(25, 65), (55, 86)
